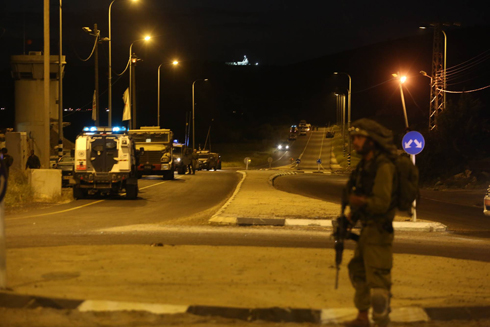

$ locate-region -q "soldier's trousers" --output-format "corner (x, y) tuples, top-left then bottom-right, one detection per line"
(348, 222), (394, 322)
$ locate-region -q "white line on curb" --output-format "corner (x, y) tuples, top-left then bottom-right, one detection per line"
(208, 171), (247, 224)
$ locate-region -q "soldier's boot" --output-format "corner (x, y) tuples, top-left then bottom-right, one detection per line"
(371, 288), (391, 327)
(344, 310), (370, 327)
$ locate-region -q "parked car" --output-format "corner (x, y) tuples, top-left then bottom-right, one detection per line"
(326, 130), (335, 138)
(484, 186), (490, 216)
(196, 151), (221, 171)
(55, 156), (75, 187)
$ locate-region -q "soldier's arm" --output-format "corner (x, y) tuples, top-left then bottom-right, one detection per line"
(366, 162), (395, 214)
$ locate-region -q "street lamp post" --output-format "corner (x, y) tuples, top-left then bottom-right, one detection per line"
(157, 60), (178, 128)
(393, 73), (409, 128)
(334, 72), (352, 166)
(58, 0), (63, 158)
(393, 73), (417, 221)
(108, 0), (115, 128)
(192, 78), (208, 150)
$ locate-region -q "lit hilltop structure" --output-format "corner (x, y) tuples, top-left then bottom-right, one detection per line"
(225, 55), (258, 66)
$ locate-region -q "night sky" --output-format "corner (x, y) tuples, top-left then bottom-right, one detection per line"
(1, 1), (489, 142)
(3, 0), (488, 65)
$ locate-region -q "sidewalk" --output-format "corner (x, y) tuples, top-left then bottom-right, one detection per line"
(209, 170), (447, 232)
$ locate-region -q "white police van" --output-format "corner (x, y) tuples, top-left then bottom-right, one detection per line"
(72, 126), (138, 199)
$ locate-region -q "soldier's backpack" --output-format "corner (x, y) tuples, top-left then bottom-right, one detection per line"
(393, 153), (419, 213)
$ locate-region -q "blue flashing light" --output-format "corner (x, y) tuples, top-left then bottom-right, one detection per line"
(83, 127), (89, 132)
(112, 126), (126, 132)
(90, 127), (97, 132)
(173, 139), (178, 143)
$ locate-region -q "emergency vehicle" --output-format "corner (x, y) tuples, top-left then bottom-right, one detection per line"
(72, 126), (138, 199)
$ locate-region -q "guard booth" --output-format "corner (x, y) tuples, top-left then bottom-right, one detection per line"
(10, 51), (66, 168)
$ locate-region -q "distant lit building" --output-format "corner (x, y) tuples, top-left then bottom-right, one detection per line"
(225, 55), (258, 66)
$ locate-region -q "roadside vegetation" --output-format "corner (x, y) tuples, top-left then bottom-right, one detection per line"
(214, 141), (277, 169)
(416, 94), (490, 188)
(213, 123), (291, 169)
(3, 168), (34, 208)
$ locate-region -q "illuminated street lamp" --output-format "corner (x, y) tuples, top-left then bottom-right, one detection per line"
(334, 72), (352, 165)
(392, 73), (409, 128)
(108, 0), (138, 128)
(157, 60), (179, 127)
(192, 79), (209, 150)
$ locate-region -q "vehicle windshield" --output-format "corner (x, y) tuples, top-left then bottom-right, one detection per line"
(131, 133), (170, 143)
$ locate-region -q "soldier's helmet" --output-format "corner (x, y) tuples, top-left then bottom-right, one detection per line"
(349, 118), (397, 155)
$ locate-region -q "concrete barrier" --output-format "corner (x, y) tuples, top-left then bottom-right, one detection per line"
(28, 169), (61, 200)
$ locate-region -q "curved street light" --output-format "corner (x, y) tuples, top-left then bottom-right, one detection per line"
(157, 60), (179, 127)
(192, 78), (209, 150)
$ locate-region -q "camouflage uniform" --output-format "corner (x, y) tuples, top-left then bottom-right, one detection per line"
(343, 119), (398, 327)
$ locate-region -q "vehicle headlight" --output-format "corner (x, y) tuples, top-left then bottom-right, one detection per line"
(286, 145), (289, 149)
(277, 145), (282, 150)
(176, 158), (181, 162)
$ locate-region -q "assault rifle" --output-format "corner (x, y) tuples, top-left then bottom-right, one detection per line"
(332, 213), (359, 289)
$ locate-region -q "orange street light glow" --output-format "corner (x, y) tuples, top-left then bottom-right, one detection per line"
(144, 35), (151, 41)
(400, 76), (407, 83)
(172, 60), (179, 65)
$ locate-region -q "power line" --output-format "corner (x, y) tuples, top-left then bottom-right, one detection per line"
(437, 84), (490, 93)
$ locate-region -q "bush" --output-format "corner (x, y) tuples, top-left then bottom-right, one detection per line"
(4, 168), (34, 208)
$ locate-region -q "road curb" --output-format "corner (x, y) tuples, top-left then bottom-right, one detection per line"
(0, 291), (487, 323)
(209, 216), (447, 231)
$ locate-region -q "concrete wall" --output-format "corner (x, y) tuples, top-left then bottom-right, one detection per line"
(10, 53), (66, 171)
(5, 132), (28, 171)
(28, 169), (61, 200)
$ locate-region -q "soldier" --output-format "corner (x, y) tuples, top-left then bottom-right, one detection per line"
(191, 149), (198, 175)
(26, 150), (41, 169)
(342, 119), (398, 327)
(183, 148), (192, 174)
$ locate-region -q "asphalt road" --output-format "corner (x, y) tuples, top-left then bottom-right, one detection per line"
(273, 173), (490, 234)
(5, 170), (240, 248)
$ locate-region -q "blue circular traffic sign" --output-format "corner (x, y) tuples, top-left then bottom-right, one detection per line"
(317, 158), (322, 164)
(402, 131), (425, 155)
(295, 158), (301, 164)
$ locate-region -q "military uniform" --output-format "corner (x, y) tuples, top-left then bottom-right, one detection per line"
(343, 119), (398, 327)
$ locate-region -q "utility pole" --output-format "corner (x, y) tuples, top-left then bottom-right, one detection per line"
(429, 23), (444, 131)
(94, 23), (100, 126)
(423, 22), (460, 131)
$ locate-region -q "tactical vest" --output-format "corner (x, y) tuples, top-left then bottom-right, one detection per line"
(349, 151), (398, 225)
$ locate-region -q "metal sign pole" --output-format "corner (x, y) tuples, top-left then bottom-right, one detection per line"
(411, 154), (417, 222)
